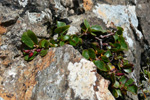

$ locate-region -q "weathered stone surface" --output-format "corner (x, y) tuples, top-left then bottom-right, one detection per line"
(0, 45), (114, 100)
(136, 0), (150, 44)
(0, 0), (150, 100)
(92, 4), (142, 100)
(67, 13), (107, 35)
(96, 0), (136, 5)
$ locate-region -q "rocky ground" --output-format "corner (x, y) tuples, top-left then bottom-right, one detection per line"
(0, 0), (150, 100)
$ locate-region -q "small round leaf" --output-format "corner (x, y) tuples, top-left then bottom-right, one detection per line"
(63, 35), (70, 41)
(94, 60), (108, 71)
(57, 21), (66, 27)
(59, 41), (65, 46)
(26, 30), (38, 44)
(88, 48), (96, 59)
(84, 19), (90, 29)
(82, 50), (90, 60)
(21, 32), (34, 48)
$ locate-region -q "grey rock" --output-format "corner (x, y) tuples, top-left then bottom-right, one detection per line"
(67, 13), (106, 35)
(96, 0), (136, 5)
(136, 0), (150, 99)
(0, 0), (150, 100)
(31, 45), (115, 100)
(0, 45), (115, 100)
(61, 0), (74, 8)
(136, 1), (150, 44)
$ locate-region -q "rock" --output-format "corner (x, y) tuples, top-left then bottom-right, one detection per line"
(67, 13), (106, 35)
(0, 45), (115, 100)
(92, 3), (142, 100)
(83, 0), (94, 11)
(135, 0), (150, 99)
(0, 0), (150, 100)
(96, 0), (136, 5)
(136, 0), (150, 44)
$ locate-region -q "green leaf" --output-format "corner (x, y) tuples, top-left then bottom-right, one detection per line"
(21, 32), (34, 48)
(59, 41), (65, 46)
(39, 39), (49, 48)
(91, 25), (103, 32)
(69, 40), (76, 46)
(123, 60), (129, 65)
(125, 79), (134, 87)
(123, 68), (133, 73)
(24, 55), (29, 61)
(72, 36), (79, 43)
(116, 89), (122, 97)
(113, 33), (119, 41)
(112, 88), (119, 98)
(54, 25), (70, 34)
(127, 85), (138, 94)
(26, 30), (38, 44)
(110, 43), (121, 52)
(79, 38), (83, 44)
(91, 32), (97, 36)
(115, 56), (123, 60)
(97, 49), (105, 54)
(112, 88), (122, 98)
(117, 27), (123, 35)
(104, 50), (112, 58)
(40, 50), (48, 57)
(114, 43), (121, 49)
(50, 44), (58, 47)
(82, 50), (90, 60)
(62, 35), (70, 41)
(107, 63), (115, 71)
(94, 60), (108, 71)
(143, 70), (148, 75)
(84, 19), (90, 29)
(57, 21), (66, 27)
(111, 73), (116, 84)
(120, 76), (127, 85)
(88, 48), (96, 59)
(119, 36), (128, 50)
(101, 56), (110, 62)
(113, 81), (120, 88)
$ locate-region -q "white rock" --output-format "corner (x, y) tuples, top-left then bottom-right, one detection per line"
(93, 4), (143, 48)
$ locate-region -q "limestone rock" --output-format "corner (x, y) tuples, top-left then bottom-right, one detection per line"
(0, 45), (115, 100)
(0, 0), (150, 100)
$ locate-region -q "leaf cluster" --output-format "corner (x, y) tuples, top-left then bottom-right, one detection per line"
(21, 30), (49, 60)
(21, 20), (137, 98)
(81, 20), (137, 98)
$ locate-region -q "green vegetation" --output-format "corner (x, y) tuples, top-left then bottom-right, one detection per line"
(139, 57), (150, 99)
(21, 19), (138, 98)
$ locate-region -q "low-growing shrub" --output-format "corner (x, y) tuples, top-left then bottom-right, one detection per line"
(21, 20), (138, 98)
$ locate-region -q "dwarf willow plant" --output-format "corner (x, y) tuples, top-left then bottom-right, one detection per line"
(21, 20), (138, 98)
